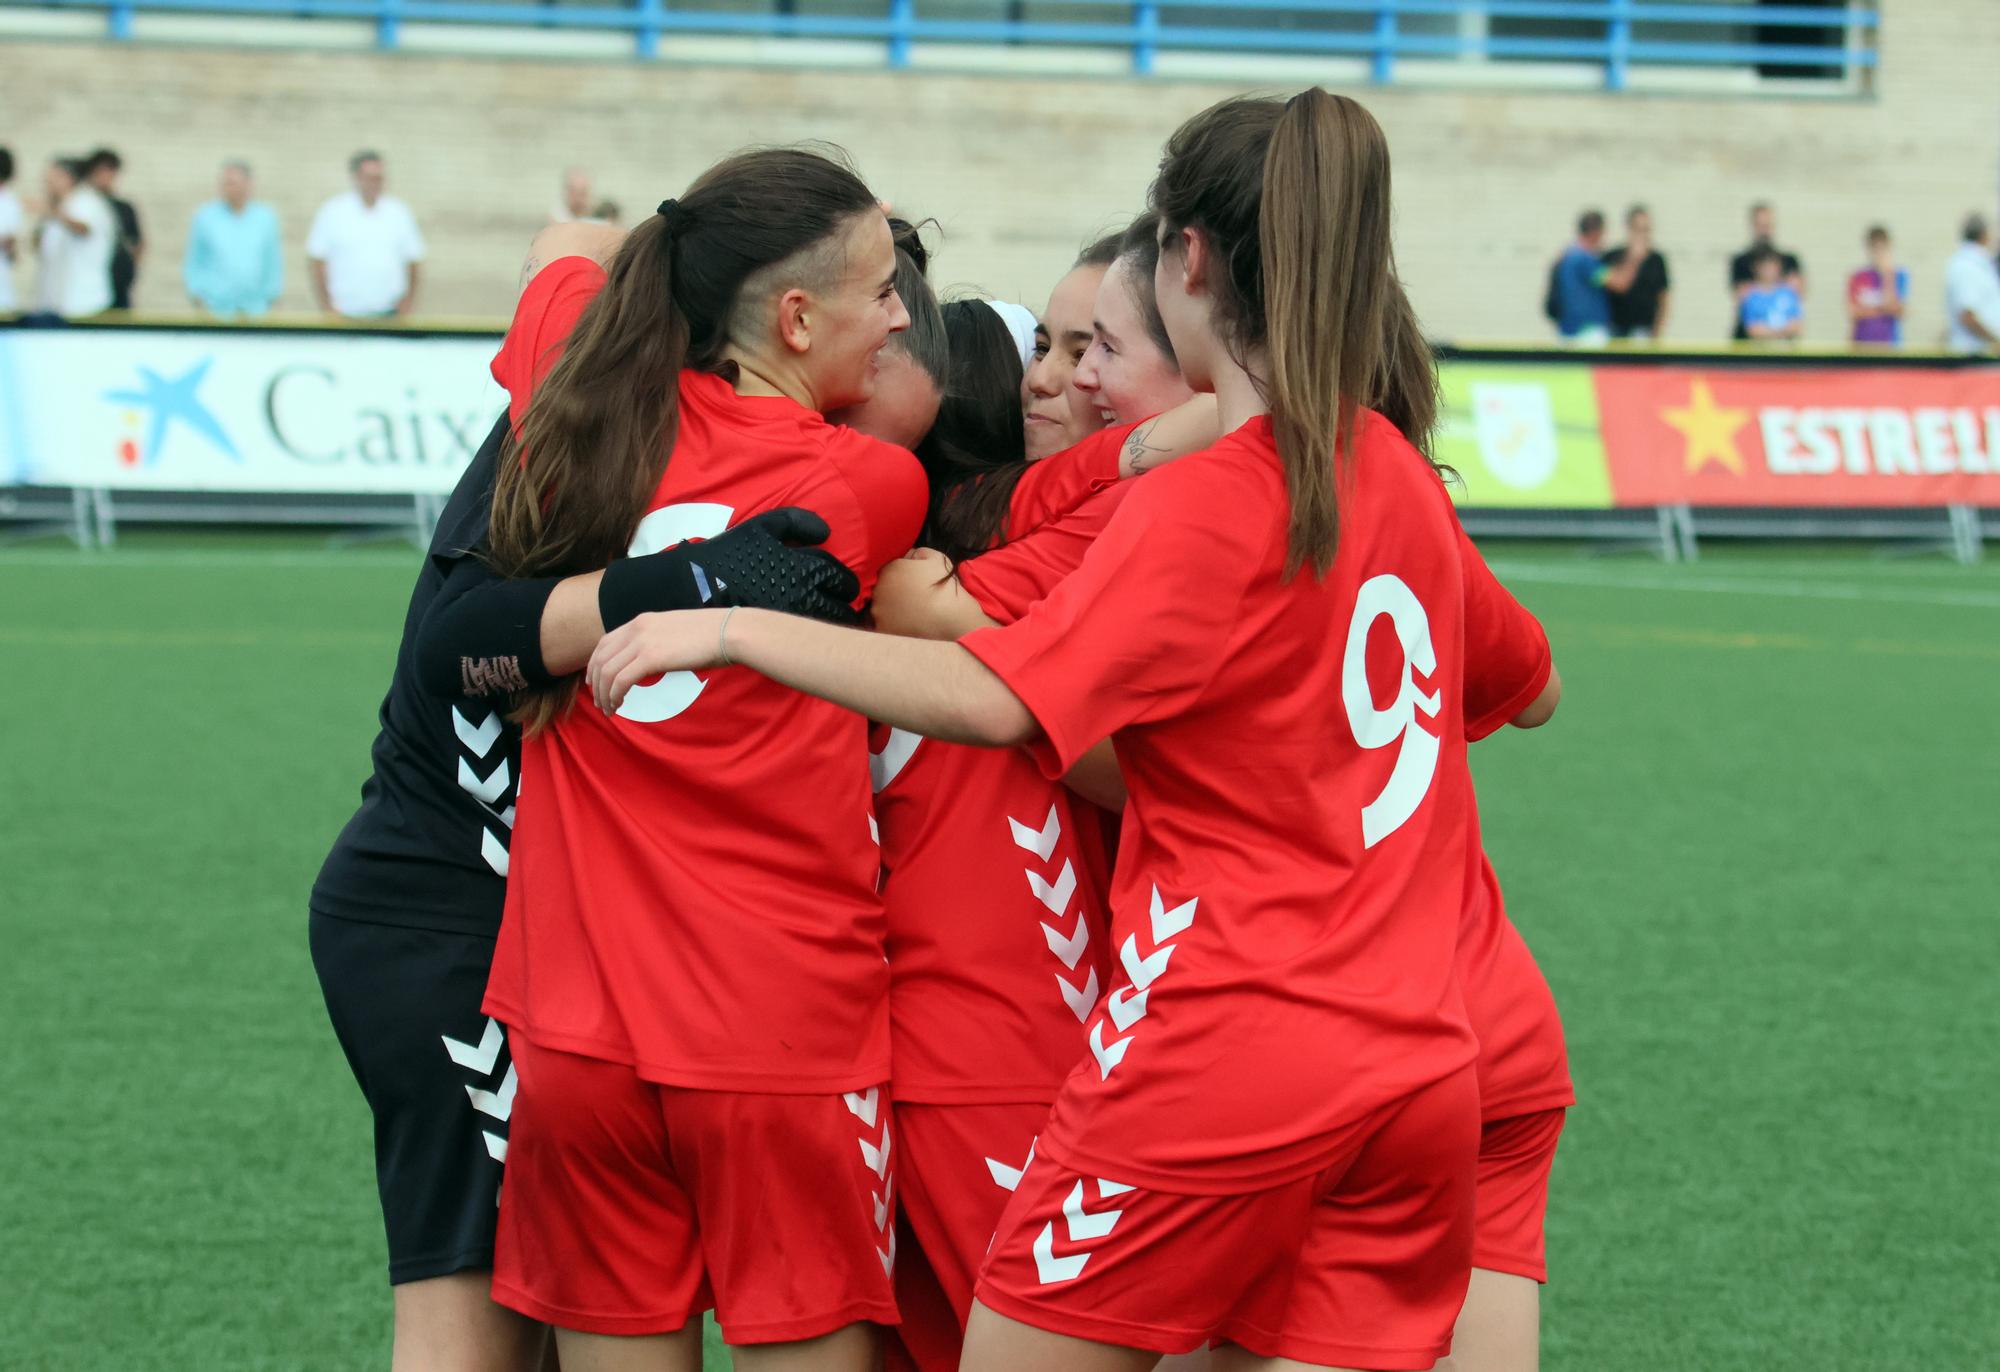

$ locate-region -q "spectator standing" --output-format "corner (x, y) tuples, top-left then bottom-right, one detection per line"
(1739, 247), (1803, 341)
(1547, 209), (1612, 345)
(1945, 214), (2000, 353)
(307, 151), (425, 319)
(1601, 204), (1671, 340)
(1730, 202), (1804, 340)
(33, 156), (115, 320)
(85, 149), (143, 311)
(0, 146), (21, 314)
(183, 160), (283, 318)
(548, 166), (597, 224)
(1845, 225), (1908, 346)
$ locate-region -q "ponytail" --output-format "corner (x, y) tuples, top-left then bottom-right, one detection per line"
(1154, 89), (1439, 579)
(486, 146), (880, 732)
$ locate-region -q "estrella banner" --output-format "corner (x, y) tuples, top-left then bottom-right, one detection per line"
(1594, 366), (2000, 506)
(0, 328), (507, 492)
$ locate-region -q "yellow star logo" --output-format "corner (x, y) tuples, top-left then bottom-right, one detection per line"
(1662, 379), (1750, 475)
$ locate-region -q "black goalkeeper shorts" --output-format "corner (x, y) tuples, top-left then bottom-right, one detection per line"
(310, 909), (515, 1285)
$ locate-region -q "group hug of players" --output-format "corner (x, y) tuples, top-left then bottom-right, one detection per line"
(309, 87), (1572, 1372)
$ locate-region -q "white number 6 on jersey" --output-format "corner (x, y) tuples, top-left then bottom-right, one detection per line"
(1341, 574), (1444, 848)
(615, 502), (735, 723)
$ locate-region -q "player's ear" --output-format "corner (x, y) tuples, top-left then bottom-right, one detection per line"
(1177, 227), (1209, 296)
(775, 287), (812, 355)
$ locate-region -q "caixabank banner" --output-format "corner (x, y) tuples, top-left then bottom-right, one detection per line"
(0, 328), (507, 493)
(1594, 366), (2000, 507)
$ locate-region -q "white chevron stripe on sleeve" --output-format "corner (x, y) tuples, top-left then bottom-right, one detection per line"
(465, 1065), (517, 1122)
(1007, 805), (1061, 861)
(480, 828), (509, 877)
(441, 1018), (504, 1074)
(1057, 967), (1100, 1023)
(452, 707), (504, 757)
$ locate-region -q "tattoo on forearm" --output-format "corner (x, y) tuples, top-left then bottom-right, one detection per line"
(461, 656), (530, 697)
(1124, 420), (1173, 474)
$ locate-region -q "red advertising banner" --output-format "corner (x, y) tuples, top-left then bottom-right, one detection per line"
(1594, 366), (2000, 507)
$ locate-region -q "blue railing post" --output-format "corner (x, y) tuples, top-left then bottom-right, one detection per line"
(1605, 0), (1631, 92)
(375, 0), (401, 50)
(888, 0), (913, 69)
(107, 0), (133, 38)
(1132, 0), (1158, 76)
(635, 0), (663, 60)
(1370, 4), (1395, 85)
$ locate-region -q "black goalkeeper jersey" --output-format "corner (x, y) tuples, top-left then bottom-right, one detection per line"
(311, 417), (519, 936)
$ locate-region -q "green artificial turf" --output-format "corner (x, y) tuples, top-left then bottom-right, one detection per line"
(3, 531), (1996, 1369)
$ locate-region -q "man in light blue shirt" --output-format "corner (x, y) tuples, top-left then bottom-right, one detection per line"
(183, 160), (282, 317)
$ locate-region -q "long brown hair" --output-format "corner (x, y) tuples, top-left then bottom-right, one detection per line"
(1151, 89), (1439, 577)
(488, 147), (880, 730)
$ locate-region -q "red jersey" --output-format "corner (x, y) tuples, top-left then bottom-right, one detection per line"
(870, 460), (1132, 1105)
(1455, 527), (1574, 1120)
(964, 411), (1482, 1193)
(483, 257), (929, 1092)
(1003, 421), (1132, 540)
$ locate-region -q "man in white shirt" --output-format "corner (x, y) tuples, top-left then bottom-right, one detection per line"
(34, 156), (116, 320)
(0, 146), (23, 313)
(307, 150), (426, 319)
(1945, 214), (2000, 354)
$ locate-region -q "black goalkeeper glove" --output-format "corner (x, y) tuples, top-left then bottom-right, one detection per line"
(598, 506), (863, 630)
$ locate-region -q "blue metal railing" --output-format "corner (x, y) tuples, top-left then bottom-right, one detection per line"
(23, 0), (1880, 85)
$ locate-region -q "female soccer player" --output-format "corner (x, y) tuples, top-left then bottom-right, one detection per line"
(308, 214), (878, 1372)
(869, 291), (1225, 1371)
(475, 149), (927, 1372)
(587, 91), (1549, 1369)
(1024, 233), (1121, 460)
(1072, 213), (1197, 429)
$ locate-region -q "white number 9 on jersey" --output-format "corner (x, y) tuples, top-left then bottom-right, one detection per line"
(1341, 574), (1444, 849)
(615, 502), (736, 723)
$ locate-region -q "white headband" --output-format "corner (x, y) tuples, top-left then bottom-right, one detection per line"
(983, 299), (1040, 373)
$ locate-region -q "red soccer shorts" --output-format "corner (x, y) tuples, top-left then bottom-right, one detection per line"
(889, 1100), (1052, 1372)
(492, 1033), (898, 1343)
(973, 1066), (1478, 1370)
(1471, 1107), (1566, 1283)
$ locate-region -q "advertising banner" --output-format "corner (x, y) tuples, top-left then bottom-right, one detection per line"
(0, 328), (507, 493)
(1435, 363), (1614, 509)
(1594, 366), (2000, 507)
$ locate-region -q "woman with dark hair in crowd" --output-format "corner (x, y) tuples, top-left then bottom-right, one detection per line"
(475, 146), (929, 1372)
(586, 91), (1562, 1370)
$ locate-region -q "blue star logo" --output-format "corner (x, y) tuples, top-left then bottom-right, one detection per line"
(102, 358), (241, 466)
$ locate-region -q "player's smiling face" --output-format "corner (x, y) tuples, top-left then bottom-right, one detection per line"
(1073, 256), (1194, 427)
(1022, 263), (1110, 461)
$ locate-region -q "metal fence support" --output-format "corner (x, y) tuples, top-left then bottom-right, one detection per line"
(1605, 0), (1632, 91)
(1132, 0), (1159, 76)
(1948, 503), (1984, 564)
(1370, 5), (1396, 85)
(1672, 502), (1699, 563)
(887, 0), (914, 70)
(93, 488), (117, 548)
(636, 0), (664, 59)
